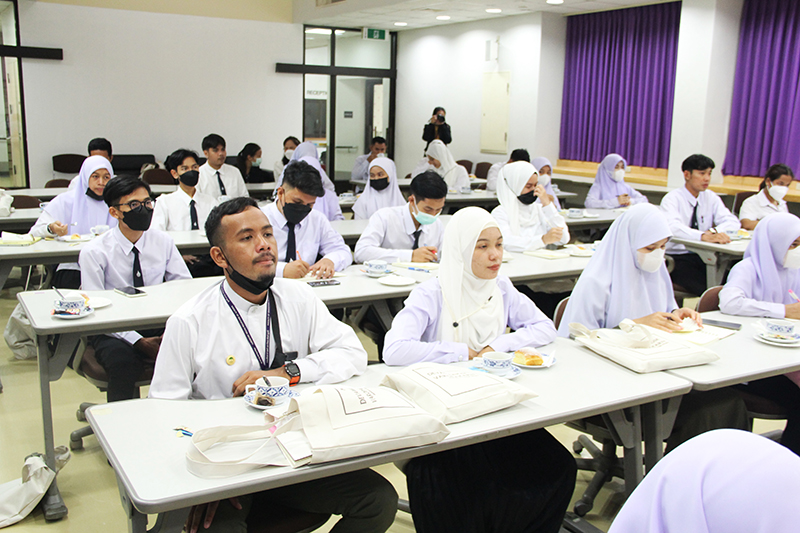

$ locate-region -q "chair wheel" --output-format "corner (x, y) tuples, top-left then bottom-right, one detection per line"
(76, 409), (86, 422)
(69, 436), (83, 451)
(574, 499), (592, 517)
(572, 440), (584, 454)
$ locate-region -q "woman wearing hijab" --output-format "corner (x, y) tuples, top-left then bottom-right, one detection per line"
(585, 154), (647, 209)
(30, 155), (118, 288)
(719, 212), (800, 455)
(411, 140), (470, 190)
(492, 161), (569, 252)
(531, 156), (561, 210)
(276, 141), (344, 222)
(609, 429), (800, 533)
(559, 204), (749, 450)
(352, 158), (405, 220)
(738, 164), (793, 230)
(384, 206), (576, 533)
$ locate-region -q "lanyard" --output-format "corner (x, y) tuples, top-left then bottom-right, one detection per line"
(221, 284), (271, 371)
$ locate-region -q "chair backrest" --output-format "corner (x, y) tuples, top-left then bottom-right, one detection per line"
(142, 168), (176, 185)
(404, 173), (411, 180)
(111, 154), (157, 177)
(45, 178), (71, 188)
(11, 195), (42, 209)
(554, 296), (570, 330)
(733, 191), (758, 216)
(456, 159), (473, 174)
(474, 162), (492, 179)
(225, 156), (238, 166)
(696, 285), (723, 313)
(52, 154), (86, 174)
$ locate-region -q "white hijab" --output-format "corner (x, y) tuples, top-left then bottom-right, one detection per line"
(277, 141), (335, 192)
(426, 140), (462, 188)
(496, 161), (540, 235)
(352, 158), (405, 220)
(439, 206), (505, 351)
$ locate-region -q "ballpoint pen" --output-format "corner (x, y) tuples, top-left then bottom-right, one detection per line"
(789, 289), (800, 303)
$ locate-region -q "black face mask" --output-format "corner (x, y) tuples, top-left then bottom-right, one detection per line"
(517, 190), (536, 205)
(179, 170), (199, 187)
(86, 188), (103, 201)
(221, 250), (275, 295)
(121, 205), (154, 231)
(370, 177), (389, 191)
(282, 199), (312, 225)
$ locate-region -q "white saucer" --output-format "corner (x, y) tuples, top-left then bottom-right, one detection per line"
(243, 390), (299, 410)
(378, 275), (416, 287)
(754, 333), (800, 348)
(87, 297), (112, 309)
(365, 270), (393, 278)
(755, 331), (800, 345)
(53, 307), (94, 320)
(583, 213), (600, 218)
(512, 353), (556, 369)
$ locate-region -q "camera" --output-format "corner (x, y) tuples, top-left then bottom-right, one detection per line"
(436, 113), (446, 124)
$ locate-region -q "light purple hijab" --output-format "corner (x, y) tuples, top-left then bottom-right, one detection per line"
(586, 153), (634, 201)
(558, 203), (676, 336)
(609, 429), (800, 533)
(41, 155), (118, 235)
(531, 156), (561, 210)
(352, 158), (405, 220)
(723, 212), (800, 304)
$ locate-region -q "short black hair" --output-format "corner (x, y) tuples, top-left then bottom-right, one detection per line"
(88, 138), (112, 156)
(205, 197), (259, 248)
(103, 176), (151, 207)
(283, 160), (325, 197)
(283, 136), (300, 147)
(371, 136), (387, 146)
(761, 163), (796, 190)
(165, 149), (199, 172)
(410, 171), (447, 202)
(432, 107), (446, 116)
(509, 149), (530, 163)
(202, 133), (226, 152)
(682, 154), (715, 173)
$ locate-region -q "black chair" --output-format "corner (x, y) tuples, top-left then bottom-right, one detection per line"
(11, 195), (42, 209)
(52, 154), (85, 174)
(45, 178), (71, 188)
(733, 191), (758, 217)
(142, 168), (176, 185)
(456, 159), (473, 174)
(226, 156), (238, 166)
(111, 154), (157, 177)
(474, 162), (492, 179)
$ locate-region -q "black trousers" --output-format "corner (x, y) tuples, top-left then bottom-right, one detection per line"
(735, 375), (800, 456)
(406, 429), (577, 533)
(51, 268), (82, 289)
(667, 252), (708, 296)
(665, 388), (750, 452)
(91, 328), (163, 402)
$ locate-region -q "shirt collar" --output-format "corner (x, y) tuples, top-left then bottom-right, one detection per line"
(221, 278), (265, 312)
(402, 203), (417, 235)
(112, 225), (147, 255)
(175, 187), (195, 204)
(679, 186), (700, 206)
(758, 188), (783, 208)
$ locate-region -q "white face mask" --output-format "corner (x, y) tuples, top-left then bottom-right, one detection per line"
(612, 168), (625, 182)
(537, 173), (551, 187)
(636, 248), (665, 273)
(783, 247), (800, 269)
(769, 184), (789, 202)
(284, 149), (295, 160)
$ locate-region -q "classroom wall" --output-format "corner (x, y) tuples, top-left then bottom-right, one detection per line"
(18, 1), (303, 186)
(394, 12), (567, 178)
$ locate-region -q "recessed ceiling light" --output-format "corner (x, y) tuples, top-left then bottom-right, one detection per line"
(394, 22), (408, 26)
(436, 15), (451, 20)
(546, 0), (564, 4)
(486, 8), (502, 13)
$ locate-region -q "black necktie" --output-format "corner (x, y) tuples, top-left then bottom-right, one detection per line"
(216, 171), (227, 196)
(132, 246), (144, 288)
(412, 229), (422, 250)
(690, 202), (699, 230)
(189, 199), (199, 230)
(285, 222), (297, 263)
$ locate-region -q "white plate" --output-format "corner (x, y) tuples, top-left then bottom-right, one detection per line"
(243, 390), (299, 410)
(753, 333), (800, 348)
(87, 297), (112, 309)
(512, 352), (556, 369)
(52, 307), (94, 320)
(583, 213), (600, 218)
(364, 269), (394, 278)
(56, 234), (93, 243)
(378, 275), (416, 287)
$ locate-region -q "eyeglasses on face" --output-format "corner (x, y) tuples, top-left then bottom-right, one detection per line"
(114, 198), (154, 210)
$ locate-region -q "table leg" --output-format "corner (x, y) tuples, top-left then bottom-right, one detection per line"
(372, 300), (395, 331)
(603, 406), (643, 497)
(642, 396), (682, 474)
(116, 474), (188, 533)
(0, 261), (13, 290)
(694, 249), (727, 288)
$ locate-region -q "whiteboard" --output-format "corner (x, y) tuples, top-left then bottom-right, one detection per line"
(480, 72), (510, 154)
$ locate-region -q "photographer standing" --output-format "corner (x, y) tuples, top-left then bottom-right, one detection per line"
(422, 106), (452, 149)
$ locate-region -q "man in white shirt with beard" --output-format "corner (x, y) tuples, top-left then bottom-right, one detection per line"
(149, 197), (397, 533)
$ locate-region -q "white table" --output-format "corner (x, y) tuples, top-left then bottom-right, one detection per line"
(669, 237), (749, 287)
(0, 207), (42, 232)
(563, 208), (623, 231)
(86, 341), (691, 532)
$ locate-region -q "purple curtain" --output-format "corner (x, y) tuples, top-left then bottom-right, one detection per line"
(723, 0), (800, 177)
(559, 2), (681, 169)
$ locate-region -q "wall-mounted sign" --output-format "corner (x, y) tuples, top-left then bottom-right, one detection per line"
(344, 111), (354, 118)
(362, 28), (387, 40)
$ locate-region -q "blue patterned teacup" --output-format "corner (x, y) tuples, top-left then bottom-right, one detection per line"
(482, 352), (512, 374)
(766, 319), (795, 337)
(245, 376), (290, 405)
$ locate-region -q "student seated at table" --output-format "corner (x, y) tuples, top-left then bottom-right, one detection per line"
(486, 148), (549, 199)
(354, 171), (446, 264)
(79, 176), (191, 402)
(532, 155), (562, 210)
(197, 133), (248, 200)
(277, 142), (344, 222)
(148, 197), (397, 533)
(585, 153), (647, 209)
(350, 136), (387, 184)
(383, 206), (576, 533)
(352, 158), (405, 220)
(410, 140), (470, 191)
(661, 154), (740, 296)
(263, 160), (351, 279)
(558, 204), (748, 450)
(719, 212), (800, 455)
(31, 155), (117, 288)
(67, 137), (113, 190)
(738, 164), (793, 230)
(235, 142), (272, 183)
(153, 148), (221, 278)
(273, 135), (299, 179)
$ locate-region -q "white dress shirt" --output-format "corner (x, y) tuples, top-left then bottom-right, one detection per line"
(197, 163), (248, 200)
(149, 278), (367, 400)
(486, 161), (505, 191)
(351, 153), (370, 183)
(151, 188), (218, 231)
(491, 203), (569, 252)
(383, 276), (556, 366)
(738, 189), (788, 222)
(79, 227), (191, 344)
(262, 202), (352, 277)
(661, 186), (740, 254)
(353, 204), (445, 263)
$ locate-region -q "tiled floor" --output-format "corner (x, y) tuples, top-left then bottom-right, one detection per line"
(0, 276), (784, 532)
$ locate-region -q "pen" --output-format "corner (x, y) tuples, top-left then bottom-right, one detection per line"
(405, 267), (430, 273)
(173, 427), (193, 437)
(789, 289), (800, 303)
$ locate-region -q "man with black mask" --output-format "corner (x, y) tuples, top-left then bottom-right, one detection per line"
(149, 197), (397, 533)
(152, 148), (221, 277)
(262, 160), (352, 279)
(79, 176), (191, 402)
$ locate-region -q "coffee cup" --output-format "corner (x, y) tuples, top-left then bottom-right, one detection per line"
(766, 319), (795, 337)
(365, 259), (389, 277)
(245, 376), (290, 405)
(482, 352), (513, 374)
(54, 293), (86, 315)
(340, 192), (354, 199)
(91, 224), (110, 235)
(568, 208), (583, 218)
(39, 201), (50, 211)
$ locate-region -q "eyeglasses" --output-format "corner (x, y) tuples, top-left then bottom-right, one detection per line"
(114, 198), (154, 210)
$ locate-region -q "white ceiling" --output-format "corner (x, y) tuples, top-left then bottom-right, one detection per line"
(300, 0), (676, 31)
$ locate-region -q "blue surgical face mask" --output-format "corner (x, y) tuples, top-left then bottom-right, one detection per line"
(412, 201), (439, 225)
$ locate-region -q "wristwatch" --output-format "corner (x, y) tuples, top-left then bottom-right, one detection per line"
(284, 362), (301, 386)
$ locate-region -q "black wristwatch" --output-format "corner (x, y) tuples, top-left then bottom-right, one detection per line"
(285, 362), (301, 386)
